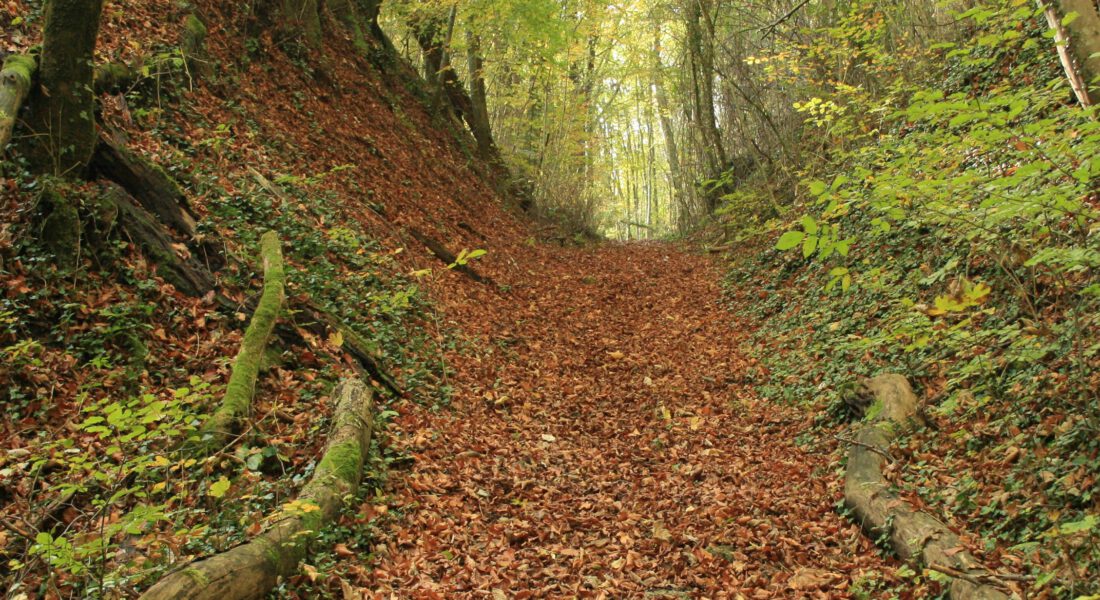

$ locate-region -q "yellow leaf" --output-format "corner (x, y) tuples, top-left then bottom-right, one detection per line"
(328, 330), (344, 348)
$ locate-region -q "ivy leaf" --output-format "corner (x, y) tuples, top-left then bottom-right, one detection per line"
(208, 476), (231, 498)
(776, 231), (805, 251)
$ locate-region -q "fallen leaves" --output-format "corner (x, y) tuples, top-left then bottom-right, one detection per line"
(368, 244), (897, 597)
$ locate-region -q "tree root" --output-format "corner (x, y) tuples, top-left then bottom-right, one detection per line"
(139, 377), (373, 600)
(843, 374), (1013, 600)
(408, 226), (494, 285)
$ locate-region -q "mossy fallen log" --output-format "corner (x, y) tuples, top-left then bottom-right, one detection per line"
(140, 377), (373, 600)
(843, 374), (1013, 600)
(0, 53), (36, 152)
(408, 226), (493, 285)
(196, 231), (284, 450)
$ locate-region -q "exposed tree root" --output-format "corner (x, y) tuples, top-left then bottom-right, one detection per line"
(92, 134), (225, 270)
(196, 231), (284, 450)
(106, 184), (217, 296)
(408, 226), (493, 285)
(843, 374), (1012, 600)
(140, 378), (373, 600)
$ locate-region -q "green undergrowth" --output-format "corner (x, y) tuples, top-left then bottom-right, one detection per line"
(722, 1), (1099, 597)
(2, 54), (440, 600)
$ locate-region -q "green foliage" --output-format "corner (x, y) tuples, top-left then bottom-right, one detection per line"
(9, 381), (211, 595)
(730, 0), (1100, 596)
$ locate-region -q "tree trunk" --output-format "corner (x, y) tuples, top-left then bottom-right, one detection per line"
(139, 378), (373, 600)
(844, 375), (1012, 600)
(0, 54), (36, 153)
(1041, 0), (1100, 105)
(685, 0), (727, 206)
(281, 0), (322, 46)
(466, 32), (498, 161)
(26, 0), (105, 177)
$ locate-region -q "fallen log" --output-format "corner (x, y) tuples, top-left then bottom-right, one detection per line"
(196, 231), (284, 450)
(140, 377), (374, 600)
(408, 226), (493, 285)
(299, 302), (404, 397)
(0, 53), (36, 151)
(843, 374), (1012, 600)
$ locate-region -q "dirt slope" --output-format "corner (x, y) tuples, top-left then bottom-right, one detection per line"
(367, 243), (897, 598)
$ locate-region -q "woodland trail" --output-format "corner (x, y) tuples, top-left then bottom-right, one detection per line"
(370, 243), (890, 598)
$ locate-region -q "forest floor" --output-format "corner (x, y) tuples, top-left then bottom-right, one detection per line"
(365, 242), (899, 599)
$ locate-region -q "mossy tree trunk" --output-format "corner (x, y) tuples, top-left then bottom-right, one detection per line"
(281, 0), (323, 46)
(27, 0), (106, 177)
(140, 378), (373, 600)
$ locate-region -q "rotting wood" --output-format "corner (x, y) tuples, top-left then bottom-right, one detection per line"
(92, 135), (200, 237)
(408, 226), (494, 285)
(195, 231), (284, 451)
(0, 53), (35, 152)
(107, 184), (217, 296)
(139, 377), (373, 600)
(843, 374), (1013, 600)
(94, 134), (225, 270)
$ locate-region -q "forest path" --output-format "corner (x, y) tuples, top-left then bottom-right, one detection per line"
(368, 243), (889, 598)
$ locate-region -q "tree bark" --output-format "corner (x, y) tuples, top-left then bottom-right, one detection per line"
(0, 54), (36, 153)
(26, 0), (105, 177)
(466, 31), (497, 161)
(196, 231), (285, 451)
(685, 0), (727, 208)
(1042, 0), (1100, 105)
(281, 0), (322, 46)
(139, 378), (373, 600)
(844, 375), (1012, 600)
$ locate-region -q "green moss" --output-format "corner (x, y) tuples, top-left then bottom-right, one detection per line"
(182, 567), (209, 586)
(1, 54), (36, 85)
(316, 439), (363, 483)
(37, 184), (80, 269)
(184, 13), (207, 41)
(200, 232), (284, 442)
(864, 396), (884, 421)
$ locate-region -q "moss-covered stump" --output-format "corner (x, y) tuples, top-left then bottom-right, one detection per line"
(843, 374), (1012, 600)
(196, 231), (284, 451)
(140, 378), (374, 600)
(93, 61), (140, 95)
(36, 180), (81, 269)
(181, 13), (212, 81)
(0, 53), (36, 152)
